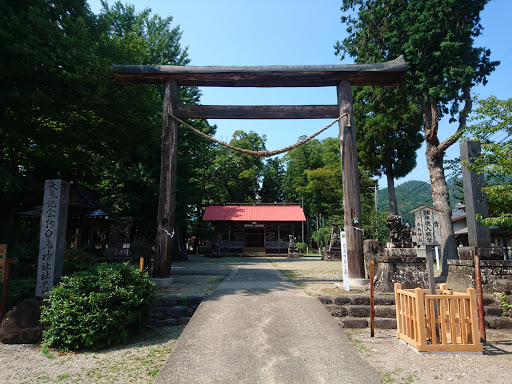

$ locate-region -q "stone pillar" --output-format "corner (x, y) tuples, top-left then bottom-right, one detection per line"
(457, 140), (502, 260)
(460, 140), (491, 247)
(36, 180), (69, 298)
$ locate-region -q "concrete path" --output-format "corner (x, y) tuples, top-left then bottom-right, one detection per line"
(155, 258), (382, 384)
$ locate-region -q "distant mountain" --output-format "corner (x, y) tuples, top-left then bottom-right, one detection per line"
(377, 179), (461, 225)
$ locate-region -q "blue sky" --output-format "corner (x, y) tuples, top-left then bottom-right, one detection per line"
(89, 0), (512, 190)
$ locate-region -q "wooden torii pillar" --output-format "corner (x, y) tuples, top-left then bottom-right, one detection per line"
(113, 57), (407, 278)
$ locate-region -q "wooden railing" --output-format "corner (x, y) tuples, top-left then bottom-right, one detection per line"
(394, 283), (483, 352)
(265, 241), (289, 249)
(217, 241), (244, 249)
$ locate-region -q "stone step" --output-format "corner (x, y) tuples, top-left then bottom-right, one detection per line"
(485, 306), (505, 317)
(319, 294), (395, 306)
(147, 296), (203, 327)
(326, 304), (396, 318)
(337, 317), (397, 329)
(320, 296), (512, 330)
(485, 315), (512, 329)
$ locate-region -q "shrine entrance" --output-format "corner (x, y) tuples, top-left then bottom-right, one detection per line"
(113, 57), (408, 278)
(245, 230), (264, 248)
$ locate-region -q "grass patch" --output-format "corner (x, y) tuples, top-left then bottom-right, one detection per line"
(352, 338), (371, 356)
(382, 368), (419, 384)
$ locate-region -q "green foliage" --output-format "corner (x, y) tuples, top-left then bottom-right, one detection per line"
(462, 96), (512, 227)
(0, 278), (36, 312)
(0, 0), (216, 243)
(337, 0), (498, 265)
(260, 158), (285, 203)
(337, 0), (497, 114)
(63, 248), (93, 276)
(41, 263), (156, 351)
(311, 227), (331, 250)
(377, 179), (459, 225)
(7, 242), (39, 265)
(212, 131), (266, 202)
(8, 242), (39, 279)
(499, 293), (512, 318)
(296, 242), (308, 253)
(353, 85), (423, 213)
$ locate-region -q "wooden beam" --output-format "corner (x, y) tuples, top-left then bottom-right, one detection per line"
(338, 80), (365, 280)
(154, 80), (178, 278)
(113, 56), (407, 87)
(176, 105), (339, 119)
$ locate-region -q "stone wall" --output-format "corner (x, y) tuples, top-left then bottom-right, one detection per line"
(447, 259), (512, 294)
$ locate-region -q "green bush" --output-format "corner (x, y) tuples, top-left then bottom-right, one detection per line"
(8, 242), (39, 278)
(0, 278), (36, 312)
(296, 242), (308, 253)
(40, 263), (156, 351)
(63, 248), (92, 275)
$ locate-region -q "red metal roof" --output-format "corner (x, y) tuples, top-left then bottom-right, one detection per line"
(203, 204), (306, 222)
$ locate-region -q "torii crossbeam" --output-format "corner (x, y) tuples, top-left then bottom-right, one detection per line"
(112, 56), (408, 279)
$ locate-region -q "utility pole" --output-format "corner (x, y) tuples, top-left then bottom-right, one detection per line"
(301, 197), (305, 242)
(368, 185), (379, 239)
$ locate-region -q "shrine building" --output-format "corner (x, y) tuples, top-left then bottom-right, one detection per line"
(203, 203), (306, 256)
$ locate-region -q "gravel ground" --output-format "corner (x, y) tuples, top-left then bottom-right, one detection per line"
(2, 256), (511, 383)
(0, 326), (185, 384)
(345, 328), (512, 384)
(270, 257), (512, 383)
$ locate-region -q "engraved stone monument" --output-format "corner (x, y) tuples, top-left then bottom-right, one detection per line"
(36, 180), (69, 298)
(447, 141), (511, 293)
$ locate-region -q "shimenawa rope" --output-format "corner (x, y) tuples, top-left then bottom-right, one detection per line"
(169, 113), (349, 158)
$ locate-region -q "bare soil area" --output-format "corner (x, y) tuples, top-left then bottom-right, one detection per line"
(2, 256), (511, 383)
(345, 328), (512, 384)
(269, 257), (512, 383)
(0, 326), (185, 384)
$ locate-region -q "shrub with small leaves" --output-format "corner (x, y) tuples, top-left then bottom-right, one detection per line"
(296, 242), (308, 253)
(41, 263), (156, 351)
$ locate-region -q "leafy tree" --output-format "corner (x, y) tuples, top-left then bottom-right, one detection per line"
(352, 86), (423, 215)
(463, 96), (512, 227)
(260, 157), (285, 203)
(212, 131), (266, 202)
(283, 138), (323, 199)
(0, 0), (106, 240)
(283, 136), (380, 243)
(337, 0), (498, 275)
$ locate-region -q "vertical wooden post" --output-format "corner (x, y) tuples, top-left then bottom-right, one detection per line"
(154, 80), (178, 278)
(370, 260), (375, 337)
(74, 227), (83, 250)
(426, 245), (436, 295)
(473, 252), (486, 342)
(337, 80), (365, 279)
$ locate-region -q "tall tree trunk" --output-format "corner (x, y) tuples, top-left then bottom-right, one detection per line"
(422, 100), (459, 277)
(386, 172), (398, 215)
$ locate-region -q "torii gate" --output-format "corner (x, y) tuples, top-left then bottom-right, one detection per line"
(113, 56), (407, 279)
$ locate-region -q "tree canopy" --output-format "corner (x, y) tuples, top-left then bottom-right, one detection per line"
(337, 0), (498, 272)
(463, 96), (512, 227)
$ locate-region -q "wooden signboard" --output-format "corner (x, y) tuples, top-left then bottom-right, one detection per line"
(340, 231), (350, 291)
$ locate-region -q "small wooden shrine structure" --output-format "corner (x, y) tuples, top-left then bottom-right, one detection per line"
(112, 57), (408, 278)
(203, 203), (305, 255)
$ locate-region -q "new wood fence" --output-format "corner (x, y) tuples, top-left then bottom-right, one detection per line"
(394, 283), (483, 352)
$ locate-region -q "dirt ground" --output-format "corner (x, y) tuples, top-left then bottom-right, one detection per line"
(2, 256), (511, 383)
(345, 328), (512, 384)
(269, 256), (512, 384)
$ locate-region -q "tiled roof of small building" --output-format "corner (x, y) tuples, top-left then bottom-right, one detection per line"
(203, 204), (306, 222)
